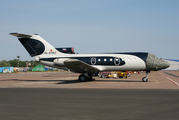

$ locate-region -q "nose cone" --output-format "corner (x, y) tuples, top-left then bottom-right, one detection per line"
(145, 53), (170, 71)
(159, 59), (170, 70)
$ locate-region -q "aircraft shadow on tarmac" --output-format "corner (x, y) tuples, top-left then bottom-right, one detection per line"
(56, 79), (143, 84)
(2, 78), (144, 85)
(164, 72), (179, 78)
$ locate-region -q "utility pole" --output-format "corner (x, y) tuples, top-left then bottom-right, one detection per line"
(17, 56), (20, 68)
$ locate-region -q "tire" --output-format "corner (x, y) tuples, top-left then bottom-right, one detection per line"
(142, 77), (148, 82)
(79, 74), (86, 82)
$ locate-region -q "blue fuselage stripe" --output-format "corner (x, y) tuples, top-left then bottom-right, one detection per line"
(40, 52), (148, 66)
(41, 56), (125, 66)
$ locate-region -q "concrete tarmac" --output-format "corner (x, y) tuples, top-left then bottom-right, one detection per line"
(0, 71), (179, 119)
(0, 71), (179, 89)
(0, 88), (179, 120)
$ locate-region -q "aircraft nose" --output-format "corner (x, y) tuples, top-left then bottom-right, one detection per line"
(145, 53), (170, 71)
(159, 59), (170, 70)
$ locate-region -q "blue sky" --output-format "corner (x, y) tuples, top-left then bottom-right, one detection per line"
(0, 0), (178, 61)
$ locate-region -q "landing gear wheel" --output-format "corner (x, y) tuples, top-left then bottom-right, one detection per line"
(142, 77), (148, 82)
(79, 74), (86, 82)
(142, 71), (150, 82)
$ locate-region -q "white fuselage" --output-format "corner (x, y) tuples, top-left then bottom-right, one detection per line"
(39, 53), (146, 71)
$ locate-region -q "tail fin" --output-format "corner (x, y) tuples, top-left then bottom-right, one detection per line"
(10, 33), (64, 57)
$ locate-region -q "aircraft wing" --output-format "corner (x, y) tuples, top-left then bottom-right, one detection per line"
(64, 59), (100, 74)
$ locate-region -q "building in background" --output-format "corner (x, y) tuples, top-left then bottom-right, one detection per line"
(164, 59), (179, 71)
(32, 64), (45, 72)
(0, 67), (14, 73)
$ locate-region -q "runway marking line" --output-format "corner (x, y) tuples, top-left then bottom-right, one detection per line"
(159, 72), (179, 86)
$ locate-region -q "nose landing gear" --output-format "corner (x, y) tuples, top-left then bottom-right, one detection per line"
(142, 71), (150, 82)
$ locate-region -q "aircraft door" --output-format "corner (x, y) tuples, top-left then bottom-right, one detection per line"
(114, 57), (120, 66)
(91, 57), (96, 65)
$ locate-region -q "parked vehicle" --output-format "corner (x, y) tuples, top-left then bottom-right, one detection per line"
(99, 71), (111, 78)
(118, 72), (128, 78)
(99, 71), (128, 78)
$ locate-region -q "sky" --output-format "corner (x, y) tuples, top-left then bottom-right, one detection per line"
(0, 0), (178, 61)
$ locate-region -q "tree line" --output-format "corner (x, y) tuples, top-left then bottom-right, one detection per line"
(0, 59), (39, 67)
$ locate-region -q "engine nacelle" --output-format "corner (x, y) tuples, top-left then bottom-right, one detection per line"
(53, 58), (69, 66)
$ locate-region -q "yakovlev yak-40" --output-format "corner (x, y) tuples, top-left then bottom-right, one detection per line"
(10, 33), (170, 82)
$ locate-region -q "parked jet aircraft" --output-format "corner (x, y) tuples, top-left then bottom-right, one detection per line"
(10, 33), (170, 82)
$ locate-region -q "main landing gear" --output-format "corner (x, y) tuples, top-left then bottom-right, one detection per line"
(78, 73), (95, 82)
(142, 71), (150, 82)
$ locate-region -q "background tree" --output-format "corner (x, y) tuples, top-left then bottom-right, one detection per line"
(19, 61), (27, 67)
(0, 59), (39, 67)
(0, 60), (11, 67)
(8, 59), (18, 67)
(29, 60), (39, 67)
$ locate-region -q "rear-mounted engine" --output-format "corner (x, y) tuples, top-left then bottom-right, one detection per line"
(53, 58), (69, 66)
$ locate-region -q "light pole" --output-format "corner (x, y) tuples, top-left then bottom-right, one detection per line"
(17, 56), (20, 68)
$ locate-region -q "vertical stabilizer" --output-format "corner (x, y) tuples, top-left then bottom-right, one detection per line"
(10, 33), (64, 58)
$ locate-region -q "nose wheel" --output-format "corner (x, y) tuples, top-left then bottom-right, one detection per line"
(142, 71), (150, 82)
(142, 77), (148, 82)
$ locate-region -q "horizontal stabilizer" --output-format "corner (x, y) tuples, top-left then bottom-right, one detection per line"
(10, 33), (32, 38)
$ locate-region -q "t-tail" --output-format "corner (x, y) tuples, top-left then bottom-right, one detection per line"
(10, 33), (65, 60)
